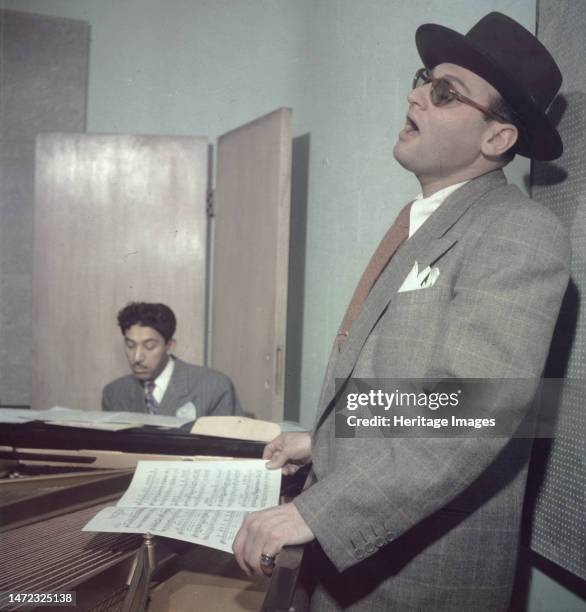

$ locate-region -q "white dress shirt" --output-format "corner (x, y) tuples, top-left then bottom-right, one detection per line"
(149, 356), (175, 404)
(409, 181), (469, 238)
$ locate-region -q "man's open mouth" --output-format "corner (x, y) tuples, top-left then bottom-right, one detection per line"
(405, 115), (419, 133)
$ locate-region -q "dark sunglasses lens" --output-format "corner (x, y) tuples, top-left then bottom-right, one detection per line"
(431, 79), (453, 106)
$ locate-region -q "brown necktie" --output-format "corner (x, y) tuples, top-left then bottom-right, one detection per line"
(337, 202), (412, 350)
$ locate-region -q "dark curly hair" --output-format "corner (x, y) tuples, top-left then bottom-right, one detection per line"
(117, 302), (176, 342)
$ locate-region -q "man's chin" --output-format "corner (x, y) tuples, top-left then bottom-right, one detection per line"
(393, 142), (414, 170)
(132, 371), (150, 380)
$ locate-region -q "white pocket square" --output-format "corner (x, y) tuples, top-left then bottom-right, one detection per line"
(398, 261), (440, 293)
(176, 401), (197, 420)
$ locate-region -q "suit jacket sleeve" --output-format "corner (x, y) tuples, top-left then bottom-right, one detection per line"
(294, 203), (571, 572)
(204, 376), (244, 416)
(102, 385), (114, 411)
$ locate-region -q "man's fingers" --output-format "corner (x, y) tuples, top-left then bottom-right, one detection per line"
(260, 554), (274, 576)
(234, 510), (271, 576)
(262, 433), (286, 460)
(233, 503), (314, 578)
(233, 512), (264, 576)
(262, 443), (277, 460)
(282, 464), (300, 476)
(265, 452), (288, 469)
(255, 533), (282, 577)
(232, 527), (250, 575)
(234, 555), (252, 576)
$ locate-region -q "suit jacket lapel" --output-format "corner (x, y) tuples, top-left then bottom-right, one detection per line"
(315, 169), (508, 422)
(127, 376), (146, 412)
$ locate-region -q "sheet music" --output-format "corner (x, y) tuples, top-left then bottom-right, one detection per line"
(44, 407), (109, 421)
(0, 408), (46, 423)
(82, 507), (248, 552)
(102, 411), (193, 428)
(0, 406), (193, 429)
(83, 460), (281, 553)
(50, 421), (136, 431)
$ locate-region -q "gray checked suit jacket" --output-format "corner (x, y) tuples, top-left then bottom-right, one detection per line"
(102, 357), (243, 419)
(294, 170), (570, 612)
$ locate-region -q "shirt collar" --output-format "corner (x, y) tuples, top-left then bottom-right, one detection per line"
(150, 355), (175, 394)
(409, 180), (469, 238)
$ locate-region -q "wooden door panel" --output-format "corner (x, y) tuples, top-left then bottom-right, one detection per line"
(33, 134), (208, 410)
(212, 109), (292, 421)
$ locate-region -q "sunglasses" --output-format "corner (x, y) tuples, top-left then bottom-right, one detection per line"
(412, 68), (511, 123)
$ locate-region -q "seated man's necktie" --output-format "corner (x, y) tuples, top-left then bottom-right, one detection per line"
(144, 380), (158, 414)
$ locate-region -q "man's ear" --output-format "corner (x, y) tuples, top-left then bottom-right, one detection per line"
(481, 123), (518, 158)
(166, 338), (177, 354)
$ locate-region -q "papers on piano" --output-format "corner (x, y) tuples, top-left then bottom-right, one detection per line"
(0, 406), (194, 429)
(82, 459), (281, 553)
(0, 408), (45, 424)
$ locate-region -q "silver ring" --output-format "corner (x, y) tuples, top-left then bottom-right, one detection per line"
(260, 553), (276, 567)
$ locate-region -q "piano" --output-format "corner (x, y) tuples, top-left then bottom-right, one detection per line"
(0, 421), (306, 611)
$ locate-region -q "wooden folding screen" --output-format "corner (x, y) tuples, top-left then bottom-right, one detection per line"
(33, 134), (208, 411)
(212, 109), (292, 421)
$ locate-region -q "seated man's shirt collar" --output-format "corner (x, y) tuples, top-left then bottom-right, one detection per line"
(147, 356), (175, 404)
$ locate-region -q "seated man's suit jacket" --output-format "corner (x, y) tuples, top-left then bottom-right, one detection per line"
(102, 357), (242, 419)
(294, 170), (570, 612)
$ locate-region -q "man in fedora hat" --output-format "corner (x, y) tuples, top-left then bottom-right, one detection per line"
(233, 12), (570, 611)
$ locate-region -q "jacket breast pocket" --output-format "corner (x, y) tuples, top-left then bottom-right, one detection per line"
(359, 285), (453, 379)
(389, 283), (451, 313)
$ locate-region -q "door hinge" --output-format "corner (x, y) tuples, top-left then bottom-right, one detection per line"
(206, 189), (215, 218)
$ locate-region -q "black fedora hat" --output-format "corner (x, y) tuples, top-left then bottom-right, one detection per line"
(416, 12), (562, 161)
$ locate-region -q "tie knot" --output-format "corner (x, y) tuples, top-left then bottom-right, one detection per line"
(145, 381), (156, 394)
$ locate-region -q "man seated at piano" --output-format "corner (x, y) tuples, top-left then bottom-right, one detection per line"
(102, 302), (243, 420)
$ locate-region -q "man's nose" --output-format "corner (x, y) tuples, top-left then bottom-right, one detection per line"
(133, 347), (145, 364)
(407, 84), (428, 108)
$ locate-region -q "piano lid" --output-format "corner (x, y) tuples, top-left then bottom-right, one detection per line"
(0, 421), (265, 458)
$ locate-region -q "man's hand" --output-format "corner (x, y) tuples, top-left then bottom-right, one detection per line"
(232, 502), (314, 576)
(263, 432), (312, 476)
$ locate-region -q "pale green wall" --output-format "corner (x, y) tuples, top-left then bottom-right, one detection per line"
(1, 0), (307, 138)
(529, 566), (586, 611)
